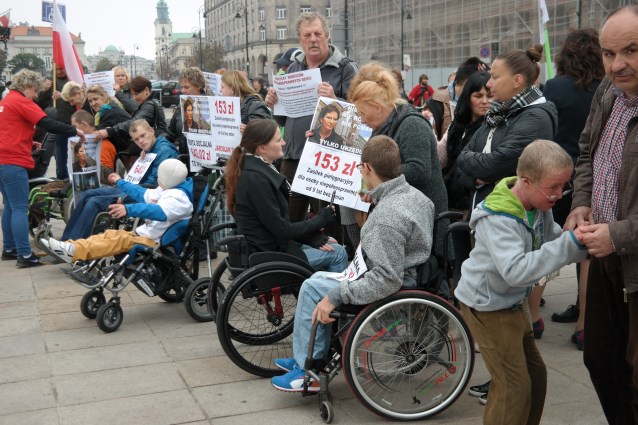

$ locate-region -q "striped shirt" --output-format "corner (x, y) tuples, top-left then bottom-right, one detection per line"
(592, 90), (638, 224)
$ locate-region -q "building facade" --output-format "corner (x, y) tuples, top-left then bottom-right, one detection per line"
(203, 0), (333, 79)
(1, 25), (86, 81)
(85, 45), (156, 80)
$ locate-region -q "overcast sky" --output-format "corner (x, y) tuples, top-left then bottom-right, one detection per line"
(4, 0), (205, 59)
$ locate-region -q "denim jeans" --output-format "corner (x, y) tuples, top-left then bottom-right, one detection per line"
(0, 164), (32, 257)
(292, 272), (342, 369)
(301, 243), (348, 273)
(55, 134), (69, 180)
(62, 187), (123, 240)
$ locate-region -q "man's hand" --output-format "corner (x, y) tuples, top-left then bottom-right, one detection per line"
(108, 203), (127, 219)
(359, 192), (373, 204)
(52, 90), (62, 101)
(312, 296), (336, 324)
(317, 82), (336, 99)
(94, 129), (108, 141)
(579, 223), (614, 258)
(265, 87), (278, 109)
(107, 173), (121, 185)
(564, 206), (593, 230)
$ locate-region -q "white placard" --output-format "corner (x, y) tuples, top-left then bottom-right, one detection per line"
(125, 153), (157, 184)
(85, 71), (115, 97)
(290, 97), (372, 211)
(181, 95), (241, 172)
(204, 72), (222, 96)
(325, 243), (368, 282)
(67, 135), (102, 199)
(272, 69), (321, 118)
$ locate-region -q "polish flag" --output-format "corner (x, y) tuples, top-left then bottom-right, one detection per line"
(52, 1), (84, 83)
(0, 11), (9, 27)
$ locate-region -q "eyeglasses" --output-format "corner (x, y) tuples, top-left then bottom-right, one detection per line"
(534, 181), (573, 201)
(356, 163), (365, 171)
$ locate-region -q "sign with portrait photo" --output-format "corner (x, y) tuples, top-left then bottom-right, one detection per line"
(180, 95), (242, 172)
(291, 97), (373, 211)
(67, 135), (102, 200)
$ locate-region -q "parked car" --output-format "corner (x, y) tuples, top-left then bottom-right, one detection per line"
(161, 81), (182, 107)
(150, 80), (167, 102)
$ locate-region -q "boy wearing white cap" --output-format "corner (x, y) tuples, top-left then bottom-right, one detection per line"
(41, 159), (193, 263)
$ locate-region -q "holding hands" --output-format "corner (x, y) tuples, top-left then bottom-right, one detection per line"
(565, 206), (614, 258)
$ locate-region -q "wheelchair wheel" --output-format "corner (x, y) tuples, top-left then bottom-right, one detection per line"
(96, 301), (124, 333)
(32, 222), (53, 251)
(63, 191), (74, 223)
(216, 263), (309, 377)
(342, 290), (474, 421)
(207, 260), (232, 321)
(157, 284), (187, 303)
(185, 278), (213, 322)
(80, 289), (106, 319)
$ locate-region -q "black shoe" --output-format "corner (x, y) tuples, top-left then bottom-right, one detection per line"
(468, 380), (490, 397)
(1, 249), (18, 260)
(551, 304), (579, 323)
(16, 253), (42, 268)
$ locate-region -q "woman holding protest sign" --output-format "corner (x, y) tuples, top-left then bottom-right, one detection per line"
(225, 119), (348, 272)
(220, 70), (271, 133)
(348, 61), (449, 257)
(166, 67), (207, 154)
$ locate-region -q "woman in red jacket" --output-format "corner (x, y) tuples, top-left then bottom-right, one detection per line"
(0, 69), (83, 267)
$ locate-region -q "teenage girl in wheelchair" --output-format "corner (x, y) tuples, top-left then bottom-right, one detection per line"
(215, 135), (474, 422)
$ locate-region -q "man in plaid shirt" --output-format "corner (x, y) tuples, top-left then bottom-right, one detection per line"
(567, 6), (638, 424)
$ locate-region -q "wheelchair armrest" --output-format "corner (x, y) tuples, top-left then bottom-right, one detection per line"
(217, 233), (243, 247)
(437, 211), (464, 223)
(448, 221), (471, 233)
(211, 222), (237, 234)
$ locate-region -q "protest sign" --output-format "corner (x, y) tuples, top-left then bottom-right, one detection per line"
(181, 95), (241, 172)
(125, 153), (157, 184)
(204, 72), (222, 96)
(85, 71), (115, 97)
(67, 135), (101, 201)
(290, 97), (372, 211)
(272, 68), (321, 118)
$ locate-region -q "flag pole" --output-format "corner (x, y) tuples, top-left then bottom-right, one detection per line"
(53, 61), (57, 108)
(544, 27), (553, 80)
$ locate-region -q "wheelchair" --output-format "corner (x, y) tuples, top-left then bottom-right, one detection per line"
(65, 164), (224, 332)
(213, 212), (474, 422)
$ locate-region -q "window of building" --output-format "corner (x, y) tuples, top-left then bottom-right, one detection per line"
(19, 48), (25, 52)
(45, 56), (51, 68)
(277, 27), (286, 40)
(259, 28), (266, 41)
(326, 7), (332, 18)
(301, 6), (312, 14)
(259, 9), (265, 21)
(33, 48), (38, 53)
(276, 8), (286, 19)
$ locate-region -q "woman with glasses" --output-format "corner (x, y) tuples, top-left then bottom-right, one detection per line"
(225, 119), (348, 272)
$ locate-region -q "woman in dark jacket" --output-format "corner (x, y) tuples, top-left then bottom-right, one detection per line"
(96, 76), (167, 156)
(455, 45), (558, 210)
(85, 84), (131, 152)
(348, 61), (449, 257)
(220, 70), (271, 133)
(225, 119), (347, 272)
(166, 67), (208, 154)
(112, 66), (137, 115)
(439, 72), (491, 211)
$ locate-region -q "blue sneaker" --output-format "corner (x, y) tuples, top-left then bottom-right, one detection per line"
(274, 357), (298, 372)
(271, 366), (319, 393)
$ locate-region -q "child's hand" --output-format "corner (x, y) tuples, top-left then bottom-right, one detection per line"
(573, 227), (586, 244)
(107, 173), (121, 185)
(108, 203), (127, 219)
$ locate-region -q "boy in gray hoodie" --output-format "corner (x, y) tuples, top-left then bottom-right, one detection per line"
(271, 135), (435, 393)
(455, 140), (587, 425)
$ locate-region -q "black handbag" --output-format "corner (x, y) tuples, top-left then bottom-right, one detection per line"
(28, 147), (52, 179)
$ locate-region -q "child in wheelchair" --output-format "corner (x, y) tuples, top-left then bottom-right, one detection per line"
(271, 135), (435, 392)
(40, 158), (192, 264)
(454, 140), (588, 425)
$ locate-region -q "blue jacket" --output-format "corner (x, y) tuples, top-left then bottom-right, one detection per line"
(141, 136), (179, 186)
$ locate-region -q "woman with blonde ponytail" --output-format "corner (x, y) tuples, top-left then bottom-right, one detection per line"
(226, 119), (348, 272)
(348, 61), (449, 257)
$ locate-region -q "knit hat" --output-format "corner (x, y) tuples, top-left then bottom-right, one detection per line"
(157, 159), (187, 189)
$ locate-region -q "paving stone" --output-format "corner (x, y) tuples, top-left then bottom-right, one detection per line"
(49, 340), (170, 375)
(0, 280), (35, 303)
(40, 306), (144, 332)
(0, 353), (50, 384)
(44, 320), (155, 352)
(162, 334), (225, 361)
(55, 363), (186, 406)
(0, 379), (56, 416)
(59, 390), (205, 425)
(0, 315), (41, 338)
(176, 355), (256, 388)
(0, 408), (60, 425)
(139, 303), (215, 339)
(0, 300), (38, 319)
(0, 332), (45, 358)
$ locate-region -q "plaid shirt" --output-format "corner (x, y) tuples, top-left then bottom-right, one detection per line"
(592, 90), (638, 224)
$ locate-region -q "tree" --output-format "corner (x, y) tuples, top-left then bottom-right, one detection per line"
(7, 53), (45, 75)
(95, 57), (115, 72)
(188, 41), (225, 73)
(0, 50), (7, 77)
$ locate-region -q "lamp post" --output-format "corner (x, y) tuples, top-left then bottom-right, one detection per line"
(157, 48), (163, 79)
(259, 24), (268, 76)
(198, 5), (205, 69)
(133, 43), (139, 76)
(400, 1), (412, 72)
(235, 0), (250, 77)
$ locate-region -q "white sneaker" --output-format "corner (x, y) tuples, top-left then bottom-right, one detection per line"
(45, 238), (75, 264)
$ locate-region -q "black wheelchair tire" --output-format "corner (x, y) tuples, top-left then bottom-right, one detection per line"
(96, 301), (124, 333)
(185, 278), (213, 322)
(80, 289), (106, 319)
(341, 291), (474, 421)
(207, 260), (230, 321)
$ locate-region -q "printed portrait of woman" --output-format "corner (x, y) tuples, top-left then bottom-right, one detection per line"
(183, 98), (199, 133)
(307, 103), (345, 148)
(71, 142), (97, 172)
